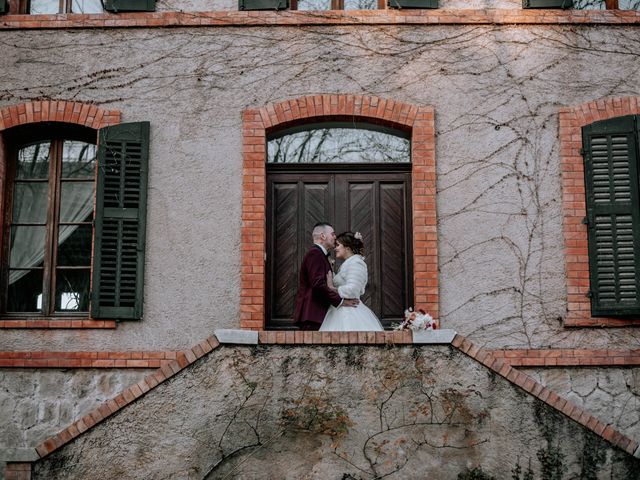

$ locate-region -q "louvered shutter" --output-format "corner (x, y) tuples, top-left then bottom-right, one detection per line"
(523, 0), (572, 7)
(103, 0), (156, 11)
(92, 122), (149, 320)
(239, 0), (288, 10)
(583, 115), (640, 316)
(0, 0), (7, 14)
(388, 0), (437, 8)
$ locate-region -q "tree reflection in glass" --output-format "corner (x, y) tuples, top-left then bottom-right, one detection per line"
(268, 125), (410, 164)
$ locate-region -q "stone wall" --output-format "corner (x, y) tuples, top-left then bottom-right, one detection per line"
(0, 369), (150, 479)
(523, 367), (640, 445)
(31, 345), (640, 478)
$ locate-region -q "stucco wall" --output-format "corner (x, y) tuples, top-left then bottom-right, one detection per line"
(1, 25), (640, 351)
(31, 345), (640, 478)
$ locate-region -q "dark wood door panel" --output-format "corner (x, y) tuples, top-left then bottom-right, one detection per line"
(267, 171), (412, 329)
(267, 177), (332, 327)
(346, 182), (377, 313)
(271, 183), (299, 319)
(380, 183), (408, 319)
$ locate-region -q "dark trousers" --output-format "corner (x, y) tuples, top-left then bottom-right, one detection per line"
(300, 321), (321, 331)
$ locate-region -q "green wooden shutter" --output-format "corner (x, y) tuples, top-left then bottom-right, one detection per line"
(0, 0), (7, 14)
(523, 0), (572, 7)
(92, 122), (150, 320)
(239, 0), (288, 10)
(103, 0), (156, 12)
(388, 0), (437, 8)
(583, 115), (640, 316)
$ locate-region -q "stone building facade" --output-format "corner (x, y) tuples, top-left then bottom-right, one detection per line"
(1, 0), (640, 477)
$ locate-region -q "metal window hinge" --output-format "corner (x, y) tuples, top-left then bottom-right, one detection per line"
(586, 291), (593, 298)
(582, 216), (589, 225)
(579, 148), (585, 156)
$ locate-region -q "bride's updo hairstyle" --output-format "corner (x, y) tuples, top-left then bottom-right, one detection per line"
(336, 231), (365, 256)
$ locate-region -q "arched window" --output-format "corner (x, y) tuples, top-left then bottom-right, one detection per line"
(267, 122), (410, 164)
(4, 124), (96, 314)
(0, 117), (150, 321)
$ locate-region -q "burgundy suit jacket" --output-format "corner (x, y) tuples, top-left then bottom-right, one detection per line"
(293, 245), (343, 326)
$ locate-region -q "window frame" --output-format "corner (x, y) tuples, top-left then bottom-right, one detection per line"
(10, 0), (104, 14)
(560, 97), (640, 328)
(2, 123), (97, 318)
(289, 0), (386, 10)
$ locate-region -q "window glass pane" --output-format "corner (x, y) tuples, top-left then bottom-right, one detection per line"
(62, 141), (96, 179)
(55, 269), (90, 312)
(60, 182), (95, 222)
(268, 127), (410, 163)
(7, 269), (43, 313)
(71, 0), (103, 12)
(58, 225), (92, 267)
(297, 0), (331, 9)
(573, 0), (605, 8)
(29, 0), (60, 13)
(17, 142), (50, 179)
(12, 183), (48, 224)
(619, 0), (640, 9)
(10, 226), (45, 268)
(345, 0), (377, 9)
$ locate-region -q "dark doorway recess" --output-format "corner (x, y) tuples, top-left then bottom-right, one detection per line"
(266, 164), (413, 330)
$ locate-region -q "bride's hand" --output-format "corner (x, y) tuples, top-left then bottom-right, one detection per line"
(326, 270), (335, 290)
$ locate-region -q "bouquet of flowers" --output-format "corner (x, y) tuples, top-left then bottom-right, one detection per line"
(394, 307), (437, 331)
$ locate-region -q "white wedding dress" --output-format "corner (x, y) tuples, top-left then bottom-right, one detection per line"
(320, 254), (384, 332)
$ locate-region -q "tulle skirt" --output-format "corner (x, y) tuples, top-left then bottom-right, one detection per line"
(320, 301), (384, 332)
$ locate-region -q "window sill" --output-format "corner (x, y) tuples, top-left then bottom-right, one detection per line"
(0, 318), (116, 329)
(564, 316), (640, 328)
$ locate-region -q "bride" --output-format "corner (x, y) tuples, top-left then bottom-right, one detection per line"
(320, 232), (384, 332)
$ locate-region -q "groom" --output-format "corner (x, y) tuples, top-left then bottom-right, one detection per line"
(293, 222), (358, 331)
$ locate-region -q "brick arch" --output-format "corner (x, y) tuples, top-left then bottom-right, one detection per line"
(0, 100), (121, 132)
(240, 94), (437, 330)
(560, 96), (640, 327)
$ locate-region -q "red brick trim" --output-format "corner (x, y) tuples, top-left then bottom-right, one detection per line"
(5, 463), (31, 480)
(0, 100), (121, 131)
(32, 336), (219, 459)
(0, 351), (181, 368)
(489, 348), (640, 367)
(560, 97), (640, 327)
(241, 95), (437, 330)
(452, 335), (639, 457)
(0, 319), (116, 329)
(1, 10), (640, 29)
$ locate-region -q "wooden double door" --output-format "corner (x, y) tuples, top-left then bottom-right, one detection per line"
(266, 166), (413, 329)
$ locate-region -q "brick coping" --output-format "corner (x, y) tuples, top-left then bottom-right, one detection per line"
(3, 345), (640, 368)
(1, 9), (640, 30)
(4, 330), (636, 475)
(3, 345), (640, 367)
